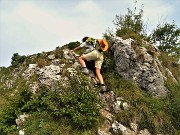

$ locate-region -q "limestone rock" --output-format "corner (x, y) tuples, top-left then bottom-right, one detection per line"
(63, 49), (74, 59)
(98, 120), (112, 135)
(48, 54), (55, 60)
(111, 121), (136, 135)
(100, 109), (114, 122)
(16, 113), (29, 127)
(139, 129), (151, 135)
(111, 37), (168, 97)
(19, 129), (25, 135)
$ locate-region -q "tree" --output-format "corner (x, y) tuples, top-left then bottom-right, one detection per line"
(113, 1), (147, 41)
(11, 53), (26, 67)
(150, 22), (180, 57)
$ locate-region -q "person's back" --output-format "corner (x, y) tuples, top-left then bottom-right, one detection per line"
(81, 37), (96, 74)
(80, 37), (95, 54)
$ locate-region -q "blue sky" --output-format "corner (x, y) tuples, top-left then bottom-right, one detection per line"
(0, 0), (180, 67)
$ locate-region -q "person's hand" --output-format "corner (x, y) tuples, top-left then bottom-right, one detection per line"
(69, 50), (73, 54)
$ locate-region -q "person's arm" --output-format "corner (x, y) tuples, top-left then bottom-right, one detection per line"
(71, 46), (81, 52)
(70, 42), (86, 52)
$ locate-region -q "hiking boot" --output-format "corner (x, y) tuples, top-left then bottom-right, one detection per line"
(82, 67), (89, 74)
(95, 83), (101, 87)
(99, 85), (109, 93)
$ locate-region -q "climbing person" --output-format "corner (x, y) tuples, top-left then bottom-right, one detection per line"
(70, 36), (109, 93)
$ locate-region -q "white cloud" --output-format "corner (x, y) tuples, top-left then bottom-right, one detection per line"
(76, 1), (102, 16)
(14, 1), (105, 41)
(133, 0), (174, 31)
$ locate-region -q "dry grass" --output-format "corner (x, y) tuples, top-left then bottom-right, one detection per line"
(37, 58), (48, 68)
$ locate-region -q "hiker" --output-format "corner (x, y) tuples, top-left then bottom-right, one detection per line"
(70, 37), (109, 92)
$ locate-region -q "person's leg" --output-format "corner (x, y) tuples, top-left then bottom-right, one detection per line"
(96, 68), (107, 92)
(79, 51), (97, 68)
(79, 55), (90, 74)
(95, 68), (104, 84)
(79, 51), (97, 74)
(79, 55), (86, 68)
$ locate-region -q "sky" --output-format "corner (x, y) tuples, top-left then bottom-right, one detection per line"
(0, 0), (180, 67)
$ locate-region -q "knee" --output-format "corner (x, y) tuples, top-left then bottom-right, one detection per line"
(79, 55), (84, 61)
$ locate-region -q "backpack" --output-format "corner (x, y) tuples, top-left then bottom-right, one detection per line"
(82, 36), (109, 52)
(82, 37), (100, 50)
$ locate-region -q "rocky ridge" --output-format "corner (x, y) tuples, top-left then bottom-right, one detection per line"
(16, 47), (152, 135)
(1, 37), (178, 135)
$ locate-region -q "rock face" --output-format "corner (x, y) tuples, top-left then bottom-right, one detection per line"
(22, 51), (79, 93)
(111, 37), (168, 97)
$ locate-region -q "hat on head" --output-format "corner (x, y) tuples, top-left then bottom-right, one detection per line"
(98, 39), (108, 51)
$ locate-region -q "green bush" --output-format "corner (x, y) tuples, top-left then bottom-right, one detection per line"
(150, 22), (180, 56)
(102, 51), (115, 73)
(21, 76), (100, 133)
(158, 52), (180, 81)
(0, 81), (31, 134)
(37, 76), (100, 129)
(65, 41), (80, 50)
(11, 53), (26, 67)
(166, 81), (180, 130)
(54, 46), (64, 59)
(23, 112), (64, 135)
(113, 1), (147, 44)
(0, 74), (100, 134)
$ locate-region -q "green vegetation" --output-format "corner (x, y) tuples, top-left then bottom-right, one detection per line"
(0, 1), (180, 134)
(21, 79), (100, 134)
(11, 53), (26, 67)
(102, 64), (180, 134)
(150, 22), (180, 57)
(0, 72), (100, 134)
(158, 52), (180, 81)
(1, 42), (180, 135)
(65, 41), (80, 50)
(109, 0), (180, 58)
(113, 1), (147, 45)
(102, 1), (180, 133)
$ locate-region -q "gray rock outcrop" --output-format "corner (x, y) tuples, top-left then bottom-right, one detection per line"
(111, 37), (168, 97)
